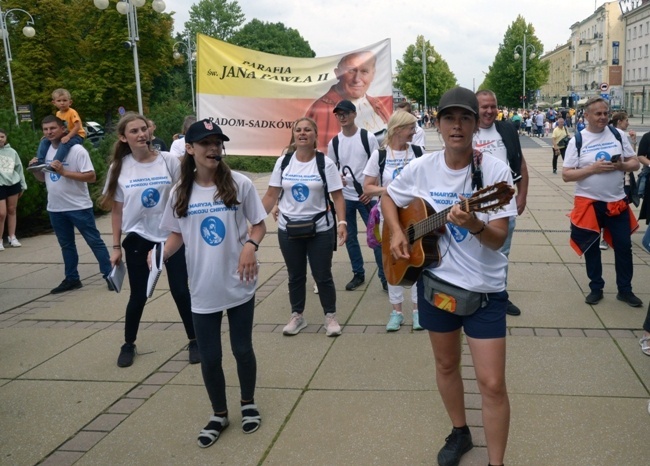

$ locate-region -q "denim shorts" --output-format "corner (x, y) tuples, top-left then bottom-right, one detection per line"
(417, 277), (508, 339)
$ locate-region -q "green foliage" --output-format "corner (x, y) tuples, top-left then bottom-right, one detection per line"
(148, 99), (194, 147)
(225, 155), (276, 173)
(183, 0), (245, 41)
(230, 19), (315, 58)
(480, 16), (549, 108)
(0, 0), (176, 129)
(395, 36), (457, 110)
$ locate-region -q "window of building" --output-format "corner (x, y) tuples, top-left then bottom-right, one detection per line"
(634, 26), (637, 39)
(645, 67), (648, 79)
(628, 49), (631, 61)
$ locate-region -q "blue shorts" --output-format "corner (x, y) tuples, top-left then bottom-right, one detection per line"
(417, 277), (508, 339)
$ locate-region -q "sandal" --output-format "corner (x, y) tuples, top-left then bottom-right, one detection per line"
(197, 415), (229, 448)
(640, 336), (650, 356)
(241, 403), (261, 434)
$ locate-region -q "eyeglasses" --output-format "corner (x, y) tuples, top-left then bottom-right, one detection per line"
(334, 112), (351, 119)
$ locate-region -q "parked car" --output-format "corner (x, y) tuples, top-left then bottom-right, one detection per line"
(84, 121), (105, 147)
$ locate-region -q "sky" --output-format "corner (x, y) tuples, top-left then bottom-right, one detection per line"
(160, 0), (614, 90)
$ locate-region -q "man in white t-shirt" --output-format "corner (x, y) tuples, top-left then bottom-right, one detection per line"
(29, 115), (112, 294)
(562, 96), (642, 307)
(474, 90), (529, 316)
(327, 100), (384, 291)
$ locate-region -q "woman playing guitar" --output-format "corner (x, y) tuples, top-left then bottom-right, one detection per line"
(381, 87), (517, 466)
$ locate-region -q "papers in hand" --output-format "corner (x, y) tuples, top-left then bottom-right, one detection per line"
(146, 242), (164, 298)
(107, 261), (127, 293)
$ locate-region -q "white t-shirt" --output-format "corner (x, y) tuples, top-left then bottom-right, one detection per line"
(104, 152), (180, 242)
(412, 125), (426, 148)
(563, 127), (636, 202)
(327, 128), (379, 201)
(269, 153), (343, 232)
(44, 144), (94, 212)
(474, 124), (508, 166)
(160, 172), (267, 314)
(387, 151), (517, 293)
(363, 146), (422, 219)
(169, 138), (185, 157)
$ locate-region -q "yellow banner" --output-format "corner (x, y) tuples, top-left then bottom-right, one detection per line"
(196, 35), (393, 155)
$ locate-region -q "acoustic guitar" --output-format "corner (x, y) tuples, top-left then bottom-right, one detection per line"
(382, 182), (515, 286)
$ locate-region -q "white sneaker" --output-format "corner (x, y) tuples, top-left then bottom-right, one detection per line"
(599, 239), (609, 250)
(324, 312), (341, 337)
(0, 243), (4, 251)
(283, 312), (307, 335)
(8, 236), (21, 247)
(313, 283), (319, 294)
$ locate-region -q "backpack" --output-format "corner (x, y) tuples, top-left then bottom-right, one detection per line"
(332, 128), (371, 169)
(376, 145), (424, 186)
(280, 151), (335, 226)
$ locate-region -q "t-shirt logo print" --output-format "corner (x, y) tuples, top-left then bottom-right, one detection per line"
(201, 216), (225, 246)
(141, 188), (160, 208)
(49, 172), (61, 182)
(448, 223), (469, 243)
(594, 151), (610, 162)
(292, 183), (309, 202)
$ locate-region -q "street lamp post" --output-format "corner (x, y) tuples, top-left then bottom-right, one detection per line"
(94, 0), (167, 115)
(514, 32), (536, 109)
(413, 41), (435, 112)
(0, 4), (36, 125)
(173, 36), (196, 113)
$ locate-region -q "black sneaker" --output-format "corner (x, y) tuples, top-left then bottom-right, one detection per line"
(381, 280), (388, 292)
(616, 291), (643, 307)
(437, 426), (473, 466)
(188, 340), (200, 364)
(117, 343), (137, 367)
(585, 289), (603, 304)
(50, 279), (82, 294)
(345, 274), (365, 291)
(506, 300), (521, 316)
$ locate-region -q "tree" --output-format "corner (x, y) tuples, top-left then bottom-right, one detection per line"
(480, 16), (549, 108)
(0, 0), (175, 128)
(230, 19), (315, 57)
(394, 35), (457, 110)
(183, 0), (245, 41)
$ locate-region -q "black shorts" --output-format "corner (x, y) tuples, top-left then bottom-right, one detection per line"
(0, 182), (22, 200)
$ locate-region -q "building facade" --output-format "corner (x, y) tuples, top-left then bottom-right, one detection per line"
(569, 1), (626, 108)
(621, 0), (650, 114)
(539, 43), (572, 107)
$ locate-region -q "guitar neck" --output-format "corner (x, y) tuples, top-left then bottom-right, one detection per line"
(407, 204), (453, 243)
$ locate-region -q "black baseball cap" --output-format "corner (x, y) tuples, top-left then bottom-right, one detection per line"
(333, 100), (356, 113)
(437, 87), (478, 116)
(184, 118), (230, 143)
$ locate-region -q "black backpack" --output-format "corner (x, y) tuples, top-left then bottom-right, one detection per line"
(280, 151), (334, 225)
(331, 128), (371, 169)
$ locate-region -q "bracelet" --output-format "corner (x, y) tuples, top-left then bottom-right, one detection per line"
(337, 221), (348, 226)
(246, 239), (259, 251)
(469, 221), (486, 235)
(112, 246), (121, 249)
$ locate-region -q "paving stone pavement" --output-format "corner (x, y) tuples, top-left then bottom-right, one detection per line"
(1, 131), (649, 465)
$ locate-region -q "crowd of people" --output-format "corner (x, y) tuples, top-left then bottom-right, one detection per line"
(4, 84), (650, 466)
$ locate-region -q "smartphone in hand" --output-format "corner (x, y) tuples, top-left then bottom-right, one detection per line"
(610, 154), (621, 163)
